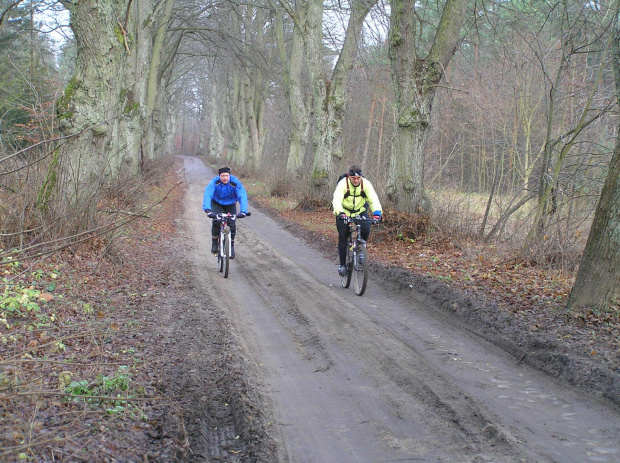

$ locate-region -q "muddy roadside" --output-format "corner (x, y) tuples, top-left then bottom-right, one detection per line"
(0, 166), (275, 461)
(259, 203), (620, 409)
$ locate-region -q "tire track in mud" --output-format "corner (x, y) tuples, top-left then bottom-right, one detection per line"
(176, 156), (620, 463)
(239, 236), (335, 373)
(233, 223), (532, 462)
(157, 158), (276, 462)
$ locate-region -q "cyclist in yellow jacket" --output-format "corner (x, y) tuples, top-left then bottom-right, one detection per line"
(332, 165), (383, 276)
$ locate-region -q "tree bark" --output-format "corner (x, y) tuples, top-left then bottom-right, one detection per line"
(143, 0), (177, 162)
(209, 72), (227, 160)
(305, 0), (327, 188)
(310, 0), (377, 199)
(361, 93), (377, 167)
(198, 76), (210, 156)
(386, 0), (467, 215)
(273, 0), (312, 175)
(568, 6), (620, 310)
(56, 0), (174, 217)
(57, 0), (137, 192)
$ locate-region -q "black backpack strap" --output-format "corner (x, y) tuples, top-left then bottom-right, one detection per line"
(344, 177), (366, 199)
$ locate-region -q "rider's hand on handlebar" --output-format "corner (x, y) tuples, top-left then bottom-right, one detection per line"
(338, 212), (348, 221)
(372, 210), (382, 222)
(205, 209), (216, 218)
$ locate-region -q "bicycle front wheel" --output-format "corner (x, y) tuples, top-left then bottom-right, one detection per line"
(217, 236), (224, 273)
(353, 242), (368, 296)
(341, 241), (353, 288)
(222, 230), (230, 278)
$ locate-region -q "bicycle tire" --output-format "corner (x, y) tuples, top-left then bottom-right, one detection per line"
(341, 239), (353, 288)
(222, 229), (230, 278)
(353, 242), (368, 296)
(218, 233), (224, 273)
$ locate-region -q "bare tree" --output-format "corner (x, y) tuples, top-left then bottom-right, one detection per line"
(568, 2), (620, 310)
(386, 0), (467, 216)
(523, 1), (616, 248)
(55, 0), (177, 219)
(309, 0), (378, 199)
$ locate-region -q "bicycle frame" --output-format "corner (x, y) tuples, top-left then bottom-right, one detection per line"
(210, 212), (249, 278)
(340, 215), (379, 296)
(215, 213), (234, 278)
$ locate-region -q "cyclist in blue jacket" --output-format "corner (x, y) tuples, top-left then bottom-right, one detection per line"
(203, 165), (249, 259)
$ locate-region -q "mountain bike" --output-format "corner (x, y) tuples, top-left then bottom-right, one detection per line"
(208, 212), (250, 278)
(340, 215), (380, 296)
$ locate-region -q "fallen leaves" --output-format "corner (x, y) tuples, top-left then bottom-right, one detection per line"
(0, 163), (188, 461)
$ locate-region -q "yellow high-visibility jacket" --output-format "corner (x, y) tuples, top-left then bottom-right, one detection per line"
(332, 176), (382, 216)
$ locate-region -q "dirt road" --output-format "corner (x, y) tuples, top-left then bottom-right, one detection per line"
(175, 156), (619, 462)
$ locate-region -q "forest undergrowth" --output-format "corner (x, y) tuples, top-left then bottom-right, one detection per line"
(0, 166), (189, 461)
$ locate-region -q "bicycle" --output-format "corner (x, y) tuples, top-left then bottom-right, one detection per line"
(340, 215), (380, 296)
(208, 212), (251, 278)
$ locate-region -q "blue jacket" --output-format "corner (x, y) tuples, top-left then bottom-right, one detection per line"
(202, 174), (248, 213)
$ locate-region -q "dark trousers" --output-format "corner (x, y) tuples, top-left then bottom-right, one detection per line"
(210, 202), (237, 240)
(336, 211), (370, 265)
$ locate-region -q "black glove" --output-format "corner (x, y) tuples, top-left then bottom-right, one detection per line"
(338, 212), (348, 220)
(206, 210), (216, 218)
(237, 212), (246, 218)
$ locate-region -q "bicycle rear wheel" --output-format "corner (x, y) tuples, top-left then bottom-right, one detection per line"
(353, 242), (368, 296)
(222, 229), (230, 278)
(341, 240), (353, 288)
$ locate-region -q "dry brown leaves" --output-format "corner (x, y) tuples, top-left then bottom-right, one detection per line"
(0, 162), (186, 461)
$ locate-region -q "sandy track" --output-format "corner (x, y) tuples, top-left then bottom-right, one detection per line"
(177, 156), (619, 463)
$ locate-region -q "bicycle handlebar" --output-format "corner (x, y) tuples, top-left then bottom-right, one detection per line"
(208, 211), (251, 219)
(339, 215), (380, 225)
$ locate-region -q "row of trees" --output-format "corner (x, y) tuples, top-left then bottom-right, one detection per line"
(1, 0), (619, 309)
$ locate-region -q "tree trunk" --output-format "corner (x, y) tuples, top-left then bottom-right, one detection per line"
(227, 69), (245, 165)
(310, 0), (377, 200)
(305, 0), (327, 189)
(568, 6), (620, 310)
(198, 76), (210, 156)
(207, 5), (267, 171)
(244, 74), (264, 170)
(273, 1), (312, 175)
(143, 0), (177, 163)
(57, 0), (173, 217)
(386, 0), (467, 215)
(361, 93), (378, 167)
(209, 75), (226, 160)
(57, 0), (138, 200)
